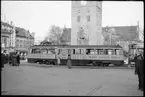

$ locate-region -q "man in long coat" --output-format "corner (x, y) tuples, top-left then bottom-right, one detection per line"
(134, 51), (144, 91)
(67, 54), (72, 69)
(11, 52), (18, 66)
(1, 53), (5, 70)
(16, 52), (20, 66)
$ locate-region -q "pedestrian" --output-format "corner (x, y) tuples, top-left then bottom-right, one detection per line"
(1, 53), (5, 71)
(67, 54), (72, 69)
(16, 52), (20, 66)
(134, 53), (138, 75)
(57, 56), (61, 65)
(3, 50), (8, 64)
(9, 53), (12, 65)
(11, 52), (17, 66)
(134, 51), (144, 91)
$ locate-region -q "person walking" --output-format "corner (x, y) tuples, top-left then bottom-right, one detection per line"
(3, 50), (8, 64)
(1, 53), (5, 71)
(16, 52), (20, 66)
(67, 54), (72, 69)
(57, 56), (61, 65)
(134, 51), (144, 91)
(11, 52), (18, 66)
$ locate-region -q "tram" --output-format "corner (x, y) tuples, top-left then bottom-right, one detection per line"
(27, 45), (61, 65)
(27, 45), (125, 66)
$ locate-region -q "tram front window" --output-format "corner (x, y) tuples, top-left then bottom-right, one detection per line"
(31, 48), (41, 54)
(41, 48), (48, 54)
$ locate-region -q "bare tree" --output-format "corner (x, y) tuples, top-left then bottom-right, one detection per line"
(47, 25), (62, 45)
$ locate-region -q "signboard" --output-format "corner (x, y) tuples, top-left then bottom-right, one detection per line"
(83, 55), (124, 60)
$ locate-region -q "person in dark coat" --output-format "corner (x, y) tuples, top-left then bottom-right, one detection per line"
(67, 54), (72, 69)
(11, 52), (18, 66)
(134, 51), (144, 91)
(16, 53), (20, 66)
(134, 54), (138, 75)
(1, 53), (5, 70)
(9, 54), (12, 65)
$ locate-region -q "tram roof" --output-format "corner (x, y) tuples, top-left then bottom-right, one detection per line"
(66, 45), (122, 48)
(29, 45), (122, 49)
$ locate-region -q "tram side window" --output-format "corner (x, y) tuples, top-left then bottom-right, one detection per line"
(75, 49), (81, 54)
(98, 49), (104, 55)
(58, 49), (61, 54)
(108, 49), (112, 55)
(86, 49), (95, 55)
(59, 49), (63, 54)
(94, 49), (98, 55)
(80, 49), (84, 54)
(112, 49), (116, 55)
(86, 49), (91, 55)
(71, 49), (75, 54)
(31, 49), (34, 54)
(41, 48), (48, 54)
(104, 49), (108, 55)
(90, 49), (95, 55)
(48, 48), (55, 54)
(115, 49), (120, 55)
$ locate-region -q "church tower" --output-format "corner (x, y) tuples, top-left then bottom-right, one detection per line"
(71, 1), (103, 45)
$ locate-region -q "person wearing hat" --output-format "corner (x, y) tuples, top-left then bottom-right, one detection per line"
(1, 52), (5, 71)
(67, 54), (72, 69)
(16, 52), (20, 66)
(134, 51), (144, 91)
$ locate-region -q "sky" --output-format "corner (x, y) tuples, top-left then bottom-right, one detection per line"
(1, 1), (144, 42)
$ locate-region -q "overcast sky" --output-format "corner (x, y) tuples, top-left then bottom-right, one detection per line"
(1, 1), (144, 41)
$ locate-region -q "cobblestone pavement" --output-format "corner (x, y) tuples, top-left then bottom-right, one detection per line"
(1, 63), (143, 96)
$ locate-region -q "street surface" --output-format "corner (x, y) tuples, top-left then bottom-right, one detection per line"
(1, 61), (143, 96)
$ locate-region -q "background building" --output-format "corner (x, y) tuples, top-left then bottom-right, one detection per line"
(71, 1), (103, 45)
(15, 27), (35, 53)
(1, 21), (35, 54)
(102, 25), (143, 52)
(1, 21), (16, 53)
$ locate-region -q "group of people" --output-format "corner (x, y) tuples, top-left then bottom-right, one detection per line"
(57, 54), (72, 69)
(9, 52), (20, 66)
(1, 51), (20, 71)
(134, 51), (144, 91)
